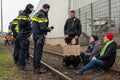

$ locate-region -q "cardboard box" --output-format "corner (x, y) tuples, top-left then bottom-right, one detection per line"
(63, 45), (80, 56)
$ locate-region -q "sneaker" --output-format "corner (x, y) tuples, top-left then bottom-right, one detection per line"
(96, 70), (105, 74)
(92, 69), (105, 75)
(75, 70), (83, 75)
(34, 68), (47, 74)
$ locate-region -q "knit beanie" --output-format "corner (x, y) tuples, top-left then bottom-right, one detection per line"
(91, 35), (99, 41)
(105, 32), (114, 40)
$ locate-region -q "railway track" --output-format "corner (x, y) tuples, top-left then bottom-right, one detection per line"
(30, 47), (120, 80)
(29, 54), (72, 80)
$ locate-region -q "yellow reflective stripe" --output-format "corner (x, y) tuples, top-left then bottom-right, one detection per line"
(44, 18), (48, 22)
(32, 17), (43, 23)
(12, 21), (18, 25)
(15, 25), (19, 33)
(32, 16), (49, 23)
(32, 17), (41, 22)
(17, 16), (30, 20)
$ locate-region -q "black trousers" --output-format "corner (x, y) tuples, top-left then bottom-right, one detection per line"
(65, 36), (79, 45)
(5, 40), (10, 46)
(18, 33), (28, 67)
(62, 55), (81, 67)
(33, 34), (45, 69)
(80, 52), (90, 66)
(25, 39), (30, 61)
(13, 38), (20, 64)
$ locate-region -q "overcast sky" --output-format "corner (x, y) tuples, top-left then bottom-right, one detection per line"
(1, 0), (40, 32)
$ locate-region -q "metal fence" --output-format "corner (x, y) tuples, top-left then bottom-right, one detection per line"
(76, 0), (120, 44)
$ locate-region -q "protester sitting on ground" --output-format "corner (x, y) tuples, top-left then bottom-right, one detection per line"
(75, 32), (117, 75)
(80, 35), (100, 66)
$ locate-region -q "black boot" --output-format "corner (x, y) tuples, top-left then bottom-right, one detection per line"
(19, 66), (31, 71)
(34, 68), (46, 74)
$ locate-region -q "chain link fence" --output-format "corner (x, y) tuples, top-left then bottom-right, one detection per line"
(76, 0), (120, 45)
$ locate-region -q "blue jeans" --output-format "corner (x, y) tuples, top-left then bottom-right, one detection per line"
(77, 59), (104, 73)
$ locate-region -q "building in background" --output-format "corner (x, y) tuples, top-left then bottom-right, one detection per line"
(35, 0), (99, 38)
(35, 0), (69, 38)
(35, 0), (120, 46)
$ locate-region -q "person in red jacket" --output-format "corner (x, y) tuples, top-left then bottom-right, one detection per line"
(5, 34), (11, 46)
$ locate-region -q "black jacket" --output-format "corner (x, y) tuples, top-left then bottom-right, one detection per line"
(96, 41), (117, 69)
(10, 19), (18, 38)
(17, 9), (32, 34)
(64, 17), (81, 36)
(32, 9), (50, 34)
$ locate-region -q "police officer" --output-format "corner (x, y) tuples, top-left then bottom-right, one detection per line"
(32, 4), (52, 74)
(10, 10), (23, 66)
(17, 4), (34, 70)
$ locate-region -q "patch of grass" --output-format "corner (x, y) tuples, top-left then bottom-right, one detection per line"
(0, 53), (12, 80)
(0, 48), (31, 80)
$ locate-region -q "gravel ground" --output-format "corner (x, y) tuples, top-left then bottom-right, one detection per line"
(43, 44), (120, 69)
(41, 52), (120, 80)
(29, 43), (120, 80)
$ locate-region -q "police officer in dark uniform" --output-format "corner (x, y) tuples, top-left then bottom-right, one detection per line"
(17, 4), (34, 70)
(32, 4), (53, 74)
(10, 10), (22, 66)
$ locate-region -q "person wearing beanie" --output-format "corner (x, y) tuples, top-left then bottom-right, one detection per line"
(76, 32), (117, 75)
(80, 35), (100, 66)
(17, 4), (34, 71)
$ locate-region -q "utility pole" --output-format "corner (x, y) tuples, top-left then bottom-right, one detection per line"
(1, 0), (3, 35)
(68, 0), (71, 17)
(108, 0), (111, 31)
(91, 3), (94, 34)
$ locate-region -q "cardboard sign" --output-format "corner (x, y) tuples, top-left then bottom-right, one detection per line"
(63, 45), (80, 56)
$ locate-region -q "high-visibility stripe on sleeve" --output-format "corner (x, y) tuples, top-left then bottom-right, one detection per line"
(32, 16), (49, 23)
(17, 16), (30, 20)
(15, 26), (19, 33)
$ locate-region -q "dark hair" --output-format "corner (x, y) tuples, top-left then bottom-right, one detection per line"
(18, 10), (23, 15)
(26, 4), (34, 9)
(43, 4), (50, 9)
(70, 10), (76, 13)
(91, 35), (99, 41)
